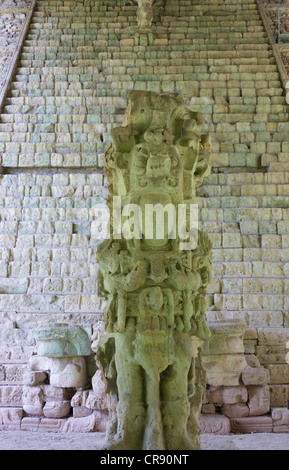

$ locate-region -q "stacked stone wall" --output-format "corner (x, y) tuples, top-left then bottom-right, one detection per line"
(0, 0), (289, 431)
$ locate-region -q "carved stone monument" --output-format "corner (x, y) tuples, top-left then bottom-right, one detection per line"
(96, 91), (212, 450)
(137, 0), (153, 29)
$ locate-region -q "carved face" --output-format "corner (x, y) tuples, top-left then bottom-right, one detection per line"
(144, 287), (164, 311)
(130, 138), (182, 199)
(146, 153), (171, 178)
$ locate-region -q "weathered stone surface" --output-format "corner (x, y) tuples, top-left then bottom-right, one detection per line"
(23, 370), (47, 386)
(0, 385), (23, 406)
(209, 386), (248, 405)
(0, 407), (23, 429)
(203, 354), (247, 386)
(247, 385), (270, 416)
(269, 385), (289, 407)
(221, 403), (250, 418)
(272, 408), (289, 426)
(73, 407), (93, 418)
(62, 412), (105, 433)
(265, 364), (289, 385)
(21, 416), (66, 432)
(201, 404), (215, 414)
(42, 400), (71, 419)
(71, 389), (108, 411)
(199, 414), (231, 435)
(28, 355), (88, 388)
(1, 0), (289, 437)
(48, 357), (88, 389)
(230, 416), (273, 434)
(22, 385), (44, 416)
(34, 323), (91, 357)
(242, 366), (270, 386)
(137, 0), (153, 29)
(41, 385), (75, 401)
(96, 91), (211, 450)
(204, 321), (246, 355)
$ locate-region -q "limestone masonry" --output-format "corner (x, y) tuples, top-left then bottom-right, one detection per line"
(0, 0), (289, 437)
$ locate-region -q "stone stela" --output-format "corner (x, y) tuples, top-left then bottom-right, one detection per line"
(95, 90), (212, 450)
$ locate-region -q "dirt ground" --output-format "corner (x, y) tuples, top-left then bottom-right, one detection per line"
(0, 431), (288, 450)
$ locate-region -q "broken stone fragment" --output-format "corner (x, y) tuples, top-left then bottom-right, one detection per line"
(73, 407), (93, 418)
(0, 407), (23, 429)
(22, 385), (44, 416)
(209, 386), (248, 406)
(23, 370), (48, 386)
(247, 385), (270, 416)
(42, 400), (71, 419)
(272, 408), (289, 426)
(241, 366), (270, 386)
(62, 411), (105, 433)
(203, 354), (247, 387)
(199, 414), (231, 435)
(48, 357), (88, 388)
(221, 403), (250, 418)
(33, 323), (91, 357)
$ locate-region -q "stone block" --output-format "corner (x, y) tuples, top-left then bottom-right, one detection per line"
(269, 385), (289, 408)
(247, 385), (270, 416)
(203, 354), (247, 386)
(22, 385), (44, 416)
(43, 400), (71, 419)
(41, 385), (75, 401)
(62, 411), (107, 433)
(0, 408), (23, 430)
(272, 408), (289, 426)
(73, 407), (93, 418)
(230, 416), (273, 434)
(23, 370), (48, 386)
(265, 365), (289, 385)
(209, 386), (248, 405)
(21, 417), (66, 432)
(241, 366), (269, 386)
(199, 414), (230, 435)
(204, 322), (246, 355)
(201, 404), (216, 414)
(221, 403), (250, 418)
(0, 385), (23, 407)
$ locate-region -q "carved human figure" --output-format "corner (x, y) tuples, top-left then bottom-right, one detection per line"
(96, 91), (212, 450)
(137, 0), (154, 29)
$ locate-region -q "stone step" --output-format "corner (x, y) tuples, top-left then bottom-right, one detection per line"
(23, 40), (272, 52)
(31, 19), (264, 29)
(269, 163), (289, 173)
(0, 122), (110, 134)
(29, 23), (265, 35)
(198, 183), (289, 199)
(21, 47), (274, 60)
(199, 195), (289, 209)
(199, 207), (289, 223)
(19, 53), (275, 65)
(16, 62), (277, 73)
(203, 172), (289, 185)
(0, 113), (121, 125)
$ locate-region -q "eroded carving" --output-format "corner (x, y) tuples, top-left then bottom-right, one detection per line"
(96, 90), (212, 450)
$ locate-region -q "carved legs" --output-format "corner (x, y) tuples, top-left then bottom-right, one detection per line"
(104, 332), (204, 450)
(160, 333), (197, 450)
(106, 334), (145, 450)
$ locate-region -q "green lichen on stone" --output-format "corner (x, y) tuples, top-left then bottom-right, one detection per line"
(96, 91), (212, 450)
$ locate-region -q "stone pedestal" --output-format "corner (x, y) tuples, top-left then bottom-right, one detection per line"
(22, 323), (92, 421)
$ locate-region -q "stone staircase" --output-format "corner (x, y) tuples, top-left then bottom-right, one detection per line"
(0, 0), (289, 431)
(0, 0), (288, 171)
